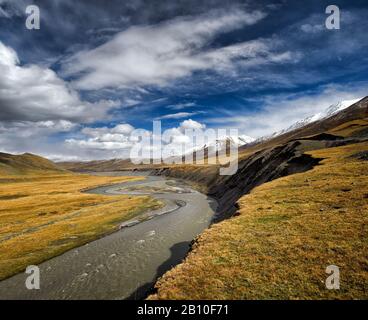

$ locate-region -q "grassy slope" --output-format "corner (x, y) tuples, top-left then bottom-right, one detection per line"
(149, 142), (368, 299)
(0, 152), (63, 175)
(0, 172), (162, 280)
(328, 118), (368, 138)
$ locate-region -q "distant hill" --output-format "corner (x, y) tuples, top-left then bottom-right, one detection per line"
(58, 135), (255, 172)
(240, 96), (368, 157)
(58, 158), (142, 172)
(0, 152), (64, 175)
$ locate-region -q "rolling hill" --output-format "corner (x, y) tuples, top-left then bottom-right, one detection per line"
(0, 152), (65, 175)
(0, 153), (160, 281)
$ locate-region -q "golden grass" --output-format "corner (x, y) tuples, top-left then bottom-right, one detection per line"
(0, 173), (162, 280)
(328, 118), (368, 137)
(0, 152), (63, 176)
(150, 142), (368, 300)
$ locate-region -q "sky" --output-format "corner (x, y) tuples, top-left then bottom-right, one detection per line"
(0, 0), (367, 161)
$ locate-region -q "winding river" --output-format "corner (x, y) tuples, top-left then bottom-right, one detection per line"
(0, 172), (217, 300)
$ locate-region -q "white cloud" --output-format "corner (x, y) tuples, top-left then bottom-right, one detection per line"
(167, 102), (196, 110)
(200, 39), (292, 69)
(0, 41), (19, 65)
(206, 83), (368, 138)
(66, 139), (133, 151)
(0, 41), (120, 123)
(62, 9), (269, 90)
(111, 123), (135, 134)
(66, 123), (136, 158)
(0, 41), (123, 160)
(62, 119), (209, 160)
(0, 120), (77, 137)
(300, 24), (324, 33)
(1, 8), (366, 162)
(180, 119), (206, 130)
(80, 123), (135, 137)
(0, 120), (78, 157)
(156, 112), (202, 120)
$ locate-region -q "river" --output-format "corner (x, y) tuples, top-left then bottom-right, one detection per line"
(0, 172), (217, 300)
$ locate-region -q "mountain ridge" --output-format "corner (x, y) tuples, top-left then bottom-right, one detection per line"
(58, 96), (368, 172)
(254, 97), (364, 144)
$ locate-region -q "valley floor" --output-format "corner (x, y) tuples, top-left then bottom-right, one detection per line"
(0, 173), (162, 280)
(149, 142), (368, 299)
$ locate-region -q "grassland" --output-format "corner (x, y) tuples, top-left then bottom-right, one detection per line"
(0, 172), (162, 280)
(149, 142), (368, 299)
(328, 119), (368, 138)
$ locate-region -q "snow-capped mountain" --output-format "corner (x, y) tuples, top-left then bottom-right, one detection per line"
(255, 97), (363, 143)
(237, 135), (256, 145)
(162, 134), (255, 160)
(200, 135), (255, 152)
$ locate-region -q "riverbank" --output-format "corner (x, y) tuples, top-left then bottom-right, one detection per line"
(84, 177), (197, 229)
(0, 175), (217, 299)
(149, 142), (368, 299)
(0, 173), (162, 281)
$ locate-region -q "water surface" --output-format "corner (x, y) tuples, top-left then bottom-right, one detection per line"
(0, 172), (217, 299)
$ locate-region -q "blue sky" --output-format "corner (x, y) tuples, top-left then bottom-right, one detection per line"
(0, 0), (367, 160)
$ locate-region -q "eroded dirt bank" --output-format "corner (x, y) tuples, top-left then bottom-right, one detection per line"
(151, 140), (329, 221)
(148, 141), (368, 300)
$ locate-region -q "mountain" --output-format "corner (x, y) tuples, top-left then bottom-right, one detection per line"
(205, 134), (255, 149)
(0, 152), (64, 175)
(160, 134), (256, 164)
(255, 97), (364, 143)
(244, 96), (368, 154)
(59, 134), (255, 171)
(194, 134), (255, 155)
(60, 97), (367, 172)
